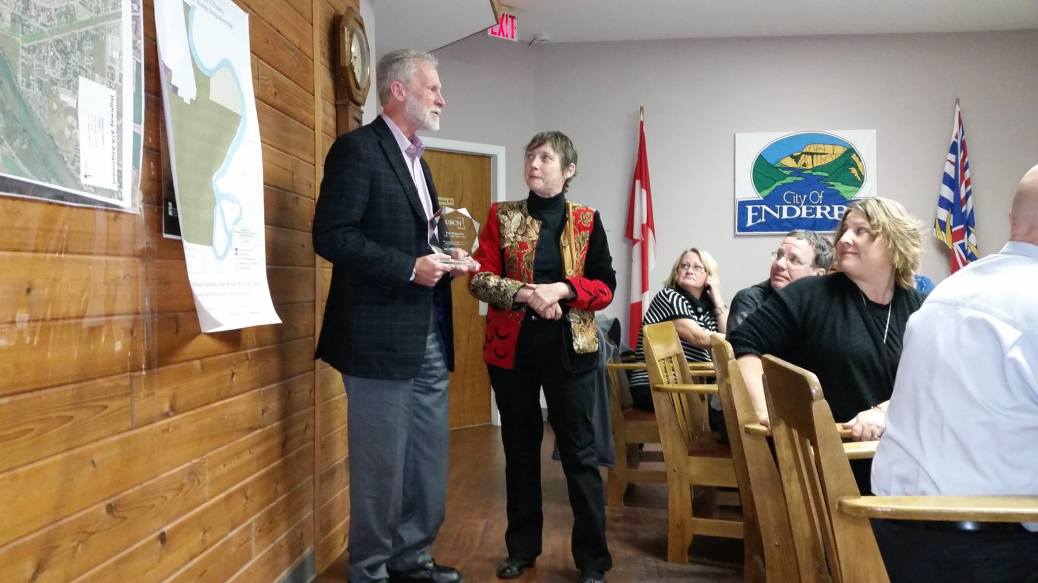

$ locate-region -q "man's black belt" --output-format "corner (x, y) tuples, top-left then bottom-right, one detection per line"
(890, 519), (1031, 533)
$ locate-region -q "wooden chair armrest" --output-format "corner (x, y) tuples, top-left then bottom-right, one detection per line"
(839, 495), (1038, 522)
(688, 361), (715, 370)
(742, 423), (874, 459)
(655, 382), (718, 395)
(606, 362), (646, 371)
(742, 422), (850, 437)
(841, 440), (877, 460)
(744, 423), (770, 436)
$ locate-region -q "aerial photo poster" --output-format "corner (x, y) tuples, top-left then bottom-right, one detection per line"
(0, 0), (144, 210)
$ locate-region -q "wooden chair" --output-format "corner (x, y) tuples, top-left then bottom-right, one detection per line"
(606, 361), (665, 506)
(710, 334), (797, 583)
(643, 322), (742, 564)
(761, 354), (1038, 583)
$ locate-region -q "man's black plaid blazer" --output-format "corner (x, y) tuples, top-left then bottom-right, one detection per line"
(313, 116), (453, 379)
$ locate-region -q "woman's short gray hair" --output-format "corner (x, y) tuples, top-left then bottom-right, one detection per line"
(376, 49), (438, 106)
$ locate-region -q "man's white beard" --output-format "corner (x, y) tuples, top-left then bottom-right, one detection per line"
(406, 98), (439, 132)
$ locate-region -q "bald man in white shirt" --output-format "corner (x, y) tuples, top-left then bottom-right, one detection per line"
(871, 164), (1038, 583)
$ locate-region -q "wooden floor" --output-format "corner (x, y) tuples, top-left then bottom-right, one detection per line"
(317, 425), (742, 582)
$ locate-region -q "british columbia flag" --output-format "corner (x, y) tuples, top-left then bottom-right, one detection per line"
(934, 103), (978, 274)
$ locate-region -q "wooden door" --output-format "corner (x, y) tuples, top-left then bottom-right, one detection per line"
(424, 149), (492, 429)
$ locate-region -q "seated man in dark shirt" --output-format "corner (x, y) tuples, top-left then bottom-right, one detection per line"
(727, 230), (834, 331)
(711, 230), (834, 439)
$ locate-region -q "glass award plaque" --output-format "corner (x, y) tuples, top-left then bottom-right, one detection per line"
(430, 207), (480, 265)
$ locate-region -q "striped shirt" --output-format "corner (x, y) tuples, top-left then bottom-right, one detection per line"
(628, 286), (717, 391)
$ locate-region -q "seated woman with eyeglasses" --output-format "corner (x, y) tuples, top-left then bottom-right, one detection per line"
(626, 248), (728, 412)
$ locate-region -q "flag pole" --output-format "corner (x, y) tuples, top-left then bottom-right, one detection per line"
(639, 105), (644, 123)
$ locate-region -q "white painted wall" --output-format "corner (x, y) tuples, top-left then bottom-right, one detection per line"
(360, 0), (379, 123)
(430, 31), (1038, 326)
(432, 35), (537, 202)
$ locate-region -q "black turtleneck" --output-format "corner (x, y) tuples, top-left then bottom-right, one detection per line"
(528, 191), (566, 284)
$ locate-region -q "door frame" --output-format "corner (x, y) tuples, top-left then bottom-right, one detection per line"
(423, 136), (505, 426)
(423, 137), (506, 205)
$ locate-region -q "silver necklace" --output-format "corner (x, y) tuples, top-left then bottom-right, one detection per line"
(860, 291), (892, 344)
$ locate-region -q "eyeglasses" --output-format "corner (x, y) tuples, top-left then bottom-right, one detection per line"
(678, 263), (706, 275)
(770, 251), (810, 267)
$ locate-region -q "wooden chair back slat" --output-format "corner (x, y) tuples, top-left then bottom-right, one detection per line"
(643, 322), (699, 451)
(762, 355), (889, 583)
(711, 334), (798, 582)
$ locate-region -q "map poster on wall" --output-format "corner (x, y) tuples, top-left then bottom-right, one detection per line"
(734, 130), (876, 235)
(154, 0), (280, 333)
(0, 0), (144, 210)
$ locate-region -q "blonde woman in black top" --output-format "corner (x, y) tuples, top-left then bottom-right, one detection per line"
(729, 197), (924, 441)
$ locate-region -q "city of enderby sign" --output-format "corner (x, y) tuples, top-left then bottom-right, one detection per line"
(734, 130), (876, 235)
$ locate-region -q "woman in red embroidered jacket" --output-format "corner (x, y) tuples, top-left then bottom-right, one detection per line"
(469, 131), (616, 583)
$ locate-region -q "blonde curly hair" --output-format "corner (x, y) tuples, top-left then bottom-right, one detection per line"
(834, 197), (922, 289)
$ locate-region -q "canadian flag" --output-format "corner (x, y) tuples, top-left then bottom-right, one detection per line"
(625, 119), (656, 349)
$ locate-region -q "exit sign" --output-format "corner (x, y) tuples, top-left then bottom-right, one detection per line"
(488, 13), (517, 42)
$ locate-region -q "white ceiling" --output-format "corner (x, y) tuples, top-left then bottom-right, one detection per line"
(506, 0), (1038, 43)
(374, 0), (1038, 56)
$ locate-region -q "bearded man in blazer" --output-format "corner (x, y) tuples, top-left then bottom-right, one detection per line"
(313, 49), (476, 583)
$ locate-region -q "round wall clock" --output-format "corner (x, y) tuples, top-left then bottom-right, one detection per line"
(338, 8), (370, 106)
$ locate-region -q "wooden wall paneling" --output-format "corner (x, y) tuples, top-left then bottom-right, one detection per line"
(253, 478), (315, 550)
(258, 100), (317, 165)
(266, 223), (317, 267)
(0, 0), (322, 578)
(165, 524), (254, 583)
(322, 130), (338, 165)
(78, 444), (313, 581)
(317, 363), (343, 404)
(0, 374), (313, 547)
(313, 0), (327, 572)
(318, 458), (348, 507)
(230, 512), (314, 583)
(318, 392), (347, 438)
(0, 315), (144, 397)
(143, 93), (162, 150)
(255, 58), (316, 130)
(317, 423), (348, 469)
(205, 408), (314, 496)
(265, 186), (316, 232)
(0, 459), (208, 583)
(316, 512), (349, 574)
(269, 266), (318, 304)
(0, 374), (133, 474)
(322, 99), (337, 140)
(139, 147), (162, 207)
(250, 13), (315, 98)
(319, 485), (349, 536)
(317, 467), (349, 570)
(143, 37), (159, 94)
(264, 143), (317, 199)
(238, 0), (314, 60)
(0, 253), (144, 323)
(282, 0), (314, 24)
(133, 341), (314, 427)
(0, 199), (146, 256)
